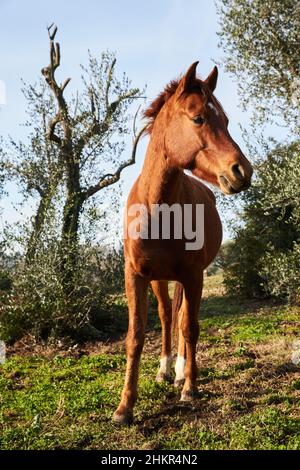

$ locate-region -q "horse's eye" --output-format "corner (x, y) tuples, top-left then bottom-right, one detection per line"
(192, 116), (205, 125)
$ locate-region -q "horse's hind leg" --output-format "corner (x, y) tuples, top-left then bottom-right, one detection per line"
(180, 274), (203, 401)
(174, 310), (186, 387)
(172, 282), (186, 387)
(151, 280), (172, 382)
(113, 262), (149, 425)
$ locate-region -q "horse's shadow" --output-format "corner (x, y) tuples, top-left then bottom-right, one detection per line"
(136, 388), (219, 437)
(135, 359), (300, 437)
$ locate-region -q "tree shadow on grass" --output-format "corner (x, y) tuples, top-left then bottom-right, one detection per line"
(200, 293), (277, 320)
(89, 297), (161, 343)
(89, 290), (282, 347)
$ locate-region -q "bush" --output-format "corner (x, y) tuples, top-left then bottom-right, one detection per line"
(223, 229), (266, 298)
(261, 242), (300, 304)
(0, 241), (125, 343)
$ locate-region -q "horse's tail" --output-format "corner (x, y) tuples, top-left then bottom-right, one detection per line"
(172, 282), (184, 338)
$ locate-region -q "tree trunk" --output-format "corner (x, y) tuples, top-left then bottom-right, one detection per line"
(60, 156), (84, 289)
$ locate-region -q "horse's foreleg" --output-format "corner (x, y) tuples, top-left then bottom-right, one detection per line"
(180, 274), (203, 401)
(151, 280), (172, 382)
(113, 263), (149, 425)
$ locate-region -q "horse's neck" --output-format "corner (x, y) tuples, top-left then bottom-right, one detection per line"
(138, 139), (182, 207)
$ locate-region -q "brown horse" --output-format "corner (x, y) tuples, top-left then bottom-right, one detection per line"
(113, 62), (253, 425)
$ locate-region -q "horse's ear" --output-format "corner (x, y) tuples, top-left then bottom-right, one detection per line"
(176, 61), (199, 97)
(205, 66), (218, 92)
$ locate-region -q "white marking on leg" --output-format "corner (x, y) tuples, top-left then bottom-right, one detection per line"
(175, 355), (186, 381)
(159, 355), (172, 376)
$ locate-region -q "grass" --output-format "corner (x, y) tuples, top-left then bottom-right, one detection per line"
(0, 274), (300, 450)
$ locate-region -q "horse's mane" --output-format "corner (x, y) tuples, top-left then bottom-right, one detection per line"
(143, 79), (180, 134)
(143, 77), (226, 135)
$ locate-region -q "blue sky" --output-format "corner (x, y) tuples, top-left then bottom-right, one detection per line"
(0, 0), (284, 241)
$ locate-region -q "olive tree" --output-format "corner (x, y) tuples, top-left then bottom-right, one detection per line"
(216, 0), (299, 133)
(0, 25), (146, 341)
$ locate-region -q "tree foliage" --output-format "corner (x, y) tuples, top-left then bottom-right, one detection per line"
(216, 0), (300, 132)
(223, 142), (300, 301)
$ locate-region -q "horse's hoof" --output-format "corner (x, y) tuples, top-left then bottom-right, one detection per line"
(112, 410), (133, 426)
(180, 389), (199, 402)
(156, 372), (172, 383)
(174, 378), (185, 388)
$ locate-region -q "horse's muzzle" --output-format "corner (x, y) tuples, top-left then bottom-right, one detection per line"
(218, 163), (252, 195)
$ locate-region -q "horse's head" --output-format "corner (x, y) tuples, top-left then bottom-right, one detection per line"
(162, 62), (253, 194)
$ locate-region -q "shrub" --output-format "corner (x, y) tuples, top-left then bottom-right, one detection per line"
(261, 242), (300, 304)
(0, 241), (125, 343)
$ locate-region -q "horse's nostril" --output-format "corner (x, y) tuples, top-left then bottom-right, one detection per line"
(231, 163), (245, 181)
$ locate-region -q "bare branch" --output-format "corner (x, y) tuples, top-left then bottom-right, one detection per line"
(41, 25), (72, 146)
(54, 43), (60, 69)
(133, 105), (141, 139)
(61, 78), (71, 92)
(105, 58), (116, 110)
(47, 113), (62, 145)
(47, 23), (57, 41)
